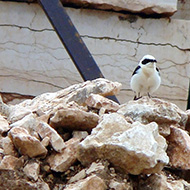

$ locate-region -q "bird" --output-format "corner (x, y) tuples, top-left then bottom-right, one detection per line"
(130, 55), (161, 100)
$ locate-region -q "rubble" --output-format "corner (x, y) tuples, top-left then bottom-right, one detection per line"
(8, 126), (47, 158)
(118, 97), (188, 136)
(77, 113), (169, 175)
(0, 78), (190, 189)
(166, 125), (190, 169)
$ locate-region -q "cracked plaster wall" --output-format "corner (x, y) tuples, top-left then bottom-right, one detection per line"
(0, 1), (190, 109)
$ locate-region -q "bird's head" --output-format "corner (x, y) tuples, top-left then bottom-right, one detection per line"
(139, 55), (157, 69)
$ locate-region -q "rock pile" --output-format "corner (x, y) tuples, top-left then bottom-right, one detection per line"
(0, 78), (190, 189)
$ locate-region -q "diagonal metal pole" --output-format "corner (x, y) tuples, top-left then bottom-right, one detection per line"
(38, 0), (119, 103)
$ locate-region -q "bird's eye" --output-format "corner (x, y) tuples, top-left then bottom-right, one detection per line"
(142, 59), (150, 65)
(142, 59), (156, 65)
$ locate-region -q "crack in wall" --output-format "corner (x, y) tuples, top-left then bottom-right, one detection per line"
(0, 24), (54, 32)
(1, 24), (190, 53)
(81, 35), (190, 52)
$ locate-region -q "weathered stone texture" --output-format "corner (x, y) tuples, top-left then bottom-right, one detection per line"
(77, 113), (169, 175)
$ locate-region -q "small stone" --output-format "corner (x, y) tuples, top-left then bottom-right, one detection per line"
(0, 155), (23, 170)
(68, 169), (86, 183)
(0, 114), (10, 135)
(10, 113), (39, 138)
(23, 161), (40, 181)
(47, 138), (80, 172)
(8, 126), (47, 158)
(41, 136), (50, 147)
(36, 122), (65, 152)
(139, 172), (186, 190)
(0, 136), (18, 156)
(109, 179), (131, 190)
(86, 161), (108, 176)
(167, 125), (190, 169)
(49, 107), (99, 132)
(72, 131), (88, 141)
(85, 94), (120, 112)
(64, 174), (107, 190)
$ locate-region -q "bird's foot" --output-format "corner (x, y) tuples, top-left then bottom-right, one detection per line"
(134, 96), (142, 100)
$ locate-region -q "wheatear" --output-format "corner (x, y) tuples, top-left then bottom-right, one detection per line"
(130, 55), (161, 100)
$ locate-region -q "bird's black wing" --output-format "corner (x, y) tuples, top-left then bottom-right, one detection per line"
(132, 65), (141, 76)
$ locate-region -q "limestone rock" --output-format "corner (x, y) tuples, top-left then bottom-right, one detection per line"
(47, 138), (80, 172)
(49, 107), (99, 132)
(36, 122), (65, 152)
(0, 155), (23, 170)
(0, 136), (18, 156)
(86, 161), (108, 176)
(10, 113), (39, 138)
(18, 78), (121, 114)
(72, 131), (88, 141)
(68, 169), (86, 183)
(109, 179), (131, 190)
(85, 94), (120, 112)
(0, 170), (50, 190)
(23, 161), (40, 181)
(77, 113), (169, 175)
(65, 174), (107, 190)
(166, 125), (190, 169)
(0, 114), (10, 135)
(139, 172), (189, 190)
(118, 97), (188, 136)
(62, 0), (177, 16)
(8, 126), (47, 158)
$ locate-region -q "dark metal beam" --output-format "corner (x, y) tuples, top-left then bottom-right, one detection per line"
(38, 0), (104, 81)
(38, 0), (119, 104)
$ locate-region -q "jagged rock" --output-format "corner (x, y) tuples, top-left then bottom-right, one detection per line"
(139, 172), (190, 190)
(72, 131), (88, 141)
(8, 126), (47, 158)
(166, 125), (190, 169)
(18, 78), (121, 113)
(0, 79), (121, 124)
(41, 136), (50, 147)
(85, 94), (120, 112)
(0, 170), (50, 190)
(10, 113), (39, 138)
(36, 122), (65, 152)
(62, 0), (177, 16)
(0, 136), (18, 156)
(68, 169), (86, 183)
(0, 114), (10, 135)
(109, 179), (131, 190)
(23, 161), (40, 181)
(49, 107), (99, 132)
(0, 155), (23, 170)
(118, 97), (188, 136)
(47, 138), (80, 172)
(65, 174), (107, 190)
(86, 161), (108, 176)
(77, 113), (169, 175)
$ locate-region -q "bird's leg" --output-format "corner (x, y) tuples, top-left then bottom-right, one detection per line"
(148, 93), (151, 98)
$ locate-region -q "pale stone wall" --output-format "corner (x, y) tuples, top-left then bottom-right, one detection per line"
(0, 1), (189, 109)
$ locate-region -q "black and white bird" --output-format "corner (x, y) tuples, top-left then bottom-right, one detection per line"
(130, 55), (161, 100)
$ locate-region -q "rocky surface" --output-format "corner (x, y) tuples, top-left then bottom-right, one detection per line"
(0, 78), (190, 189)
(62, 0), (177, 16)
